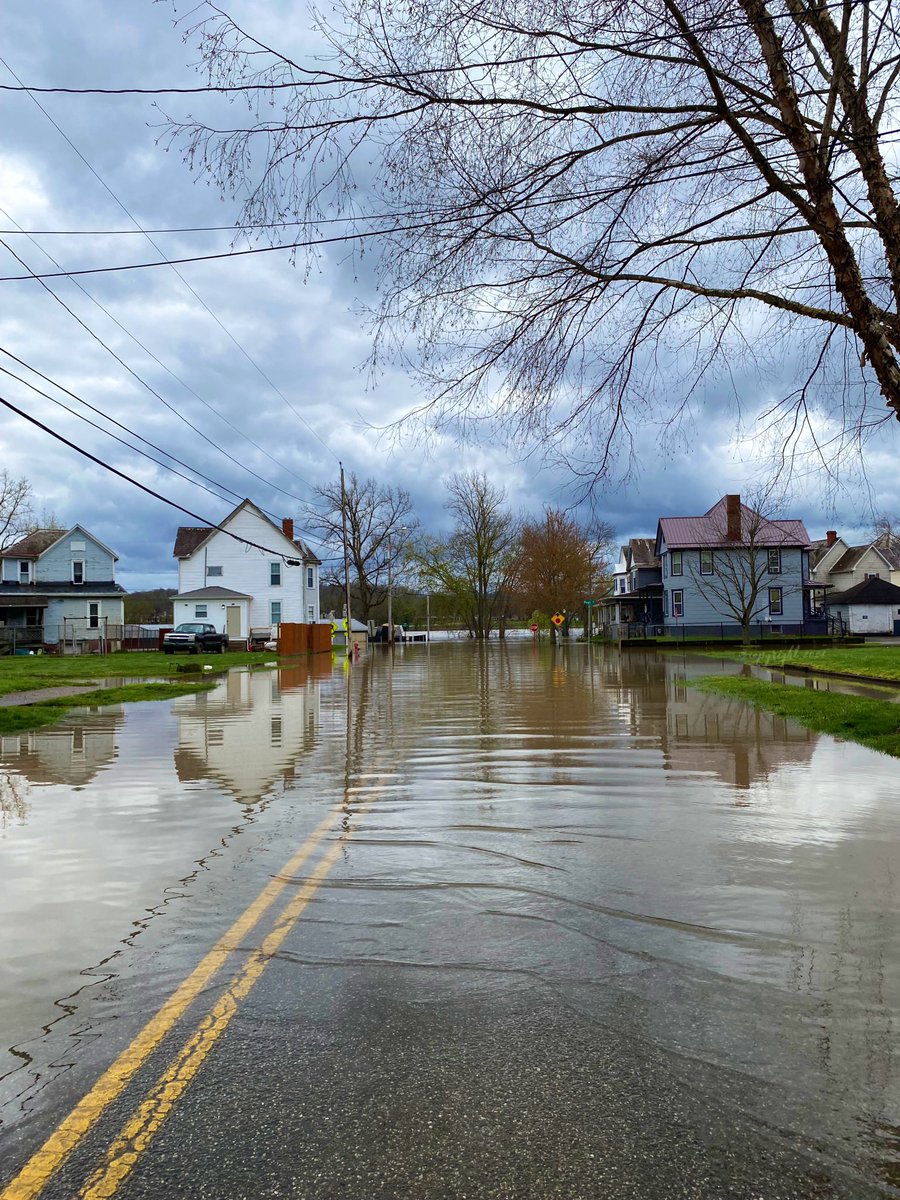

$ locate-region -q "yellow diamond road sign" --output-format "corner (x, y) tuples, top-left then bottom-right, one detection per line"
(551, 612), (565, 626)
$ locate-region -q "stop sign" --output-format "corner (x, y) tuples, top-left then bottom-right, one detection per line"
(530, 623), (539, 633)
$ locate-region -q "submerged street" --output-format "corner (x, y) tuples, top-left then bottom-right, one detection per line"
(1, 642), (899, 1199)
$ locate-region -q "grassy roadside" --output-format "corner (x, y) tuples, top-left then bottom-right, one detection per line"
(0, 649), (284, 735)
(690, 675), (900, 758)
(701, 645), (900, 683)
(0, 680), (218, 734)
(0, 649), (278, 698)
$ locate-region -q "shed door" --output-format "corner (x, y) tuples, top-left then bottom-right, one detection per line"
(894, 618), (900, 636)
(226, 606), (242, 638)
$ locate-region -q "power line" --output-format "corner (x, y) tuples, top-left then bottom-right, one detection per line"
(0, 347), (279, 516)
(0, 53), (337, 463)
(0, 206), (317, 499)
(0, 361), (242, 511)
(0, 224), (411, 282)
(0, 391), (313, 563)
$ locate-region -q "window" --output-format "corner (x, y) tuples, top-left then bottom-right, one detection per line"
(270, 601), (282, 625)
(207, 565), (223, 577)
(19, 560), (29, 581)
(672, 589), (684, 618)
(72, 560), (84, 584)
(768, 587), (783, 616)
(663, 590), (668, 617)
(699, 549), (714, 576)
(88, 603), (100, 629)
(194, 604), (208, 618)
(670, 550), (683, 576)
(307, 605), (315, 621)
(767, 548), (782, 574)
(270, 561), (282, 586)
(306, 566), (314, 590)
(865, 572), (881, 579)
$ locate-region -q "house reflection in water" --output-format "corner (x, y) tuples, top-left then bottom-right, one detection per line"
(663, 669), (816, 792)
(1, 707), (124, 790)
(596, 652), (816, 793)
(172, 663), (325, 805)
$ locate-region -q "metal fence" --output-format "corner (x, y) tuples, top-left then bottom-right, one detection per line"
(601, 618), (835, 642)
(0, 623), (161, 654)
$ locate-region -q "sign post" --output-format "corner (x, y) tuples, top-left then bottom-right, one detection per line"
(584, 598), (596, 642)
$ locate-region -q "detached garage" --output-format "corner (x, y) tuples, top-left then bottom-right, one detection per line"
(826, 576), (900, 636)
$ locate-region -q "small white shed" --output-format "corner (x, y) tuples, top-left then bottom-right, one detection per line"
(826, 577), (900, 636)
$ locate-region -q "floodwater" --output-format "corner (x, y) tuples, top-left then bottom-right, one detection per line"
(1, 643), (899, 1198)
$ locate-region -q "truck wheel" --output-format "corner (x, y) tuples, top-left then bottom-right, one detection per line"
(190, 645), (198, 655)
(164, 648), (173, 655)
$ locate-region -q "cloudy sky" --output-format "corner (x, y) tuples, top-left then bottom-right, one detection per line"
(2, 1), (899, 590)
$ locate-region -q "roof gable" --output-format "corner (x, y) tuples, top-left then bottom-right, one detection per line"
(173, 499), (310, 561)
(1, 525), (119, 561)
(657, 496), (810, 550)
(2, 528), (67, 558)
(828, 576), (900, 605)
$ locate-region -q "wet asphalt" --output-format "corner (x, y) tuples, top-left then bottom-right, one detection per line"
(2, 643), (900, 1198)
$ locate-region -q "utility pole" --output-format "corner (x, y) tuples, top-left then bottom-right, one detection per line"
(339, 462), (353, 658)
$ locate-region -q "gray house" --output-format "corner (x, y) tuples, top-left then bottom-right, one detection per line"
(0, 526), (126, 650)
(654, 495), (813, 635)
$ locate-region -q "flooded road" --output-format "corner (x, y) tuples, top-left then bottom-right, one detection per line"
(1, 643), (899, 1198)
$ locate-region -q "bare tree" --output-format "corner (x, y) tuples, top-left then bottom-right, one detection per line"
(413, 471), (520, 638)
(302, 474), (417, 621)
(172, 0), (900, 486)
(0, 471), (34, 552)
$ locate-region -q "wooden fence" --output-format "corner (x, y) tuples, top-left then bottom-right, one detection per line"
(277, 623), (333, 655)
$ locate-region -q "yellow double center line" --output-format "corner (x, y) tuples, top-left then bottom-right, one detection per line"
(3, 783), (384, 1200)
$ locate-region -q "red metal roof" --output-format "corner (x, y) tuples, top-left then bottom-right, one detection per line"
(658, 497), (810, 549)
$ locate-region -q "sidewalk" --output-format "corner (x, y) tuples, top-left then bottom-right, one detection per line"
(0, 686), (96, 708)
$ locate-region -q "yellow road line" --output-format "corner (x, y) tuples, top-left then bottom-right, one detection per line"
(79, 837), (353, 1200)
(0, 807), (341, 1200)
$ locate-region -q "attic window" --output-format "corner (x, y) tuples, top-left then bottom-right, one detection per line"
(865, 572), (880, 579)
(72, 561), (84, 585)
(19, 561), (29, 581)
(207, 565), (223, 577)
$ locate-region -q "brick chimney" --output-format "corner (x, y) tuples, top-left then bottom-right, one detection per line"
(826, 529), (837, 547)
(282, 517), (294, 541)
(725, 494), (741, 541)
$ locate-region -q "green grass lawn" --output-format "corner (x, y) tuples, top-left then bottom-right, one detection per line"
(0, 648), (281, 698)
(690, 675), (900, 758)
(0, 680), (218, 734)
(703, 644), (900, 682)
(0, 648), (288, 734)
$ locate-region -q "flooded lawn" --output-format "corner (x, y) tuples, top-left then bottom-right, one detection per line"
(1, 644), (899, 1197)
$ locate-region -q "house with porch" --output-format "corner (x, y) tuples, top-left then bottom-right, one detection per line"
(654, 495), (814, 635)
(172, 500), (321, 643)
(601, 538), (663, 630)
(0, 526), (126, 651)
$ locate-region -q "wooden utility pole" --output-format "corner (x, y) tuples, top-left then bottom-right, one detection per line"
(339, 462), (353, 658)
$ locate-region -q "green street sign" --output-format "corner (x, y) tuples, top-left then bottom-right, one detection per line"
(584, 599), (597, 606)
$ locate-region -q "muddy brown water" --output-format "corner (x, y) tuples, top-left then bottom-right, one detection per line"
(1, 643), (899, 1194)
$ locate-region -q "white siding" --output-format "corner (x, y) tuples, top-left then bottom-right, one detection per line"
(176, 504), (320, 628)
(832, 602), (900, 635)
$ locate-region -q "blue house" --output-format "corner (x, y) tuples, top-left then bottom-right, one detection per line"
(654, 495), (813, 636)
(0, 526), (126, 650)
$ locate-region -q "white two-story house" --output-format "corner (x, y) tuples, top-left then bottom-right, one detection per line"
(0, 526), (126, 649)
(172, 499), (321, 642)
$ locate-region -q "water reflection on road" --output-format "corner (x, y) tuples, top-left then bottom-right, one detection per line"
(1, 643), (899, 1193)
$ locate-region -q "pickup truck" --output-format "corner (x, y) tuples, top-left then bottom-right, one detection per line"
(163, 622), (229, 654)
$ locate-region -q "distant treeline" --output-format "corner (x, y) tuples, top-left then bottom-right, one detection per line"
(124, 588), (177, 624)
